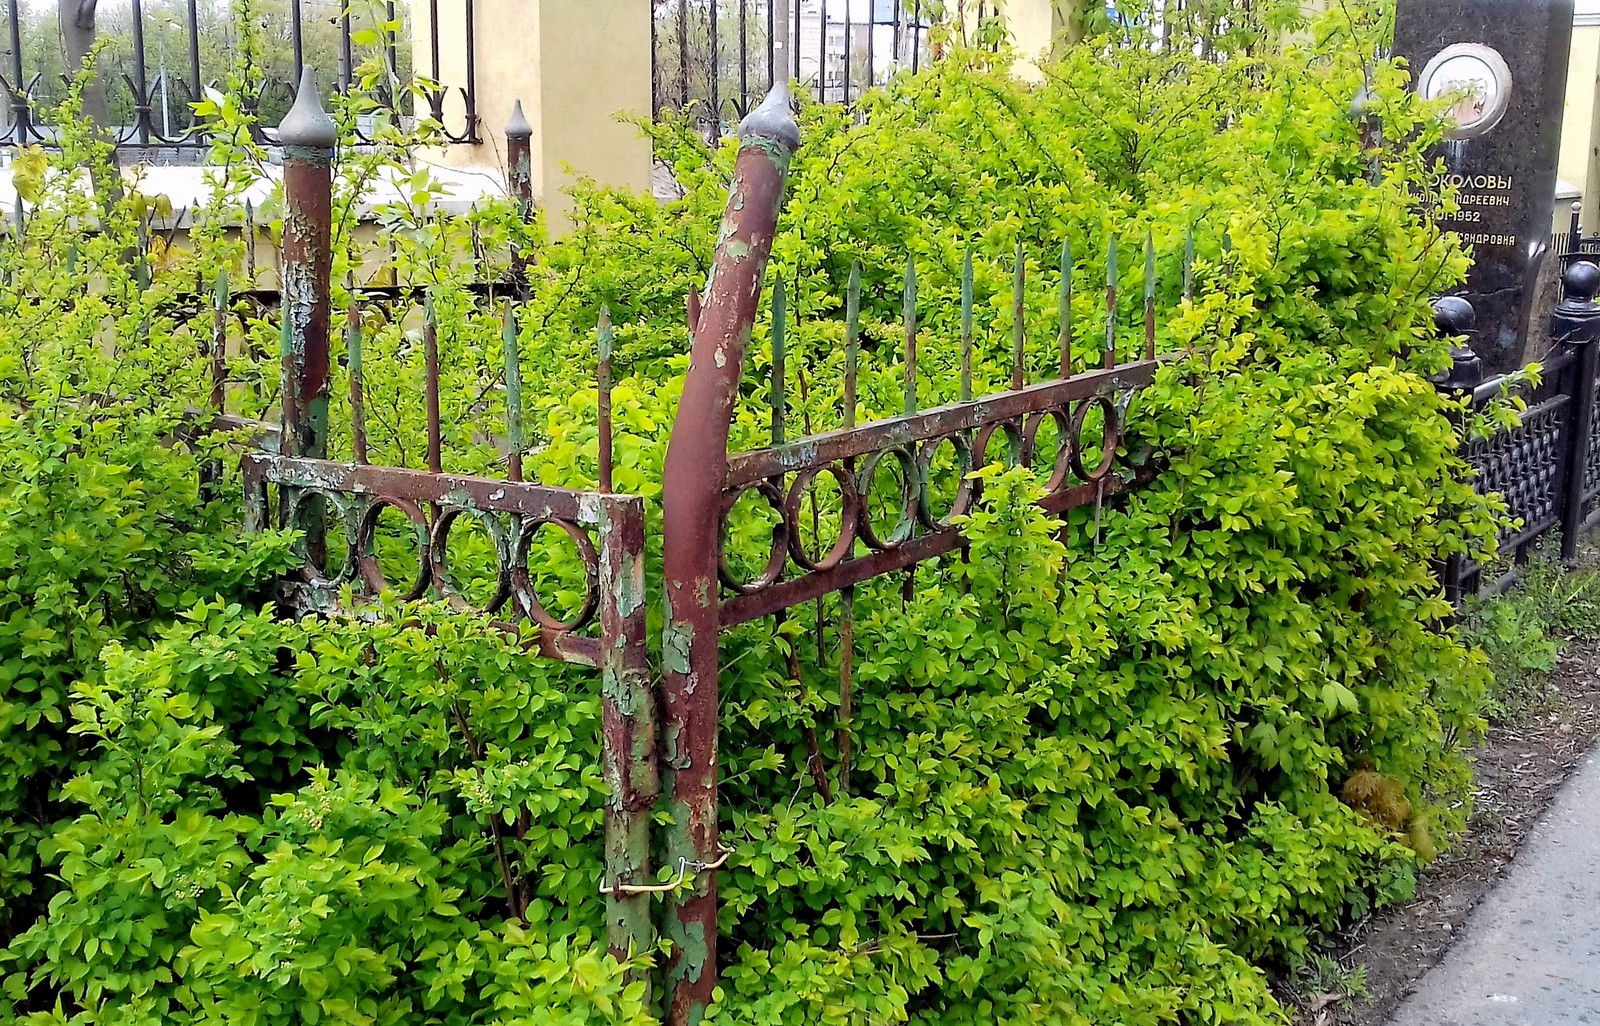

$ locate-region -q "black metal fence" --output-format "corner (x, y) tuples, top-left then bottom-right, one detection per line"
(0, 0), (478, 149)
(1439, 259), (1600, 600)
(651, 0), (959, 126)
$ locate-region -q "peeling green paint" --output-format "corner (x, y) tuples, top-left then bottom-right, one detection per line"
(662, 622), (693, 675)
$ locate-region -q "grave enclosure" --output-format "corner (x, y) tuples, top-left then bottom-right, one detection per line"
(211, 63), (1600, 1020)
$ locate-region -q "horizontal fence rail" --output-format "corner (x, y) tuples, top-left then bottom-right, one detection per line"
(0, 0), (477, 149)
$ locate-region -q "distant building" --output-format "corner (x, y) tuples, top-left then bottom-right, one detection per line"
(792, 0), (933, 103)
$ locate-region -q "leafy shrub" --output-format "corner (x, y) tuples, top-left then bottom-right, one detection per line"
(0, 5), (1504, 1025)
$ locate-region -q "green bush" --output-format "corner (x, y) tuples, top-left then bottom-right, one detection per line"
(0, 5), (1504, 1025)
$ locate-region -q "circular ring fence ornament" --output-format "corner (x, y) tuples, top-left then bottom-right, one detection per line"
(718, 479), (791, 593)
(284, 486), (359, 587)
(1417, 43), (1513, 141)
(1070, 396), (1122, 483)
(855, 445), (921, 550)
(917, 432), (976, 528)
(429, 507), (514, 614)
(355, 497), (432, 600)
(1022, 409), (1075, 494)
(510, 517), (600, 633)
(784, 463), (861, 572)
(973, 418), (1025, 474)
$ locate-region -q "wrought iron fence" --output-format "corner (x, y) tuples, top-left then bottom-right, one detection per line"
(230, 75), (1193, 1023)
(1436, 259), (1600, 600)
(0, 0), (478, 149)
(651, 0), (949, 125)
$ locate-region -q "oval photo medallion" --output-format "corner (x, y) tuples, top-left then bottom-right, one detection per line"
(1418, 43), (1514, 140)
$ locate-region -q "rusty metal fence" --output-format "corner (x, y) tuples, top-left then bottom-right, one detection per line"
(234, 74), (1183, 1023)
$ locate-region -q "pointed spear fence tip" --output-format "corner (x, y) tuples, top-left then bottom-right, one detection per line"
(506, 100), (533, 141)
(278, 67), (337, 148)
(738, 82), (801, 153)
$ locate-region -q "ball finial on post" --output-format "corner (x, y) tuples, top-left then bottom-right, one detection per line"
(1431, 296), (1483, 394)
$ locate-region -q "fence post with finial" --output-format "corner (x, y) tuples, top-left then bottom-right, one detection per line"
(1555, 262), (1600, 560)
(506, 100), (533, 293)
(659, 82), (800, 1026)
(278, 68), (336, 462)
(1432, 295), (1482, 603)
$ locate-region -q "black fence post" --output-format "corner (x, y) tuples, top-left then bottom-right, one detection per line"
(1432, 296), (1483, 605)
(1554, 262), (1600, 561)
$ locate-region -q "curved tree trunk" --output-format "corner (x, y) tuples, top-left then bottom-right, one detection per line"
(58, 0), (112, 130)
(56, 0), (124, 210)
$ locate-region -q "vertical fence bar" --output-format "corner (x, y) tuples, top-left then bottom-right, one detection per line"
(839, 261), (860, 795)
(912, 0), (922, 72)
(596, 493), (659, 986)
(739, 0), (749, 113)
(505, 299), (524, 481)
(211, 268), (229, 415)
(348, 300), (368, 464)
(291, 0), (306, 79)
(385, 0), (400, 113)
(1058, 240), (1073, 378)
(1012, 242), (1026, 390)
(186, 0), (203, 130)
(867, 0), (877, 89)
(339, 3), (355, 91)
(1143, 231), (1156, 361)
(772, 275), (788, 443)
(278, 70), (336, 462)
(903, 258), (918, 412)
(424, 292), (443, 474)
(1105, 234), (1118, 369)
(679, 0), (691, 108)
(427, 0), (441, 87)
(463, 0), (478, 141)
(660, 85), (798, 1026)
(820, 0), (828, 99)
(1556, 263), (1600, 560)
(709, 0), (720, 120)
(845, 264), (861, 422)
(962, 249), (975, 401)
(793, 0), (802, 81)
(598, 305), (615, 492)
(843, 0), (852, 105)
(279, 284), (297, 455)
(130, 0), (152, 144)
(6, 1), (25, 137)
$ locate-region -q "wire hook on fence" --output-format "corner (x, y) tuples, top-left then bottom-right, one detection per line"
(599, 845), (734, 897)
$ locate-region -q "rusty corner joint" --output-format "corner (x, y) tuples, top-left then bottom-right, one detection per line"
(658, 80), (799, 1026)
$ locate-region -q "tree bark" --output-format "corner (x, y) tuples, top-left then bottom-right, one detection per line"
(58, 0), (113, 131)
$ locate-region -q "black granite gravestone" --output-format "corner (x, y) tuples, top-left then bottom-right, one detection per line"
(1393, 0), (1574, 374)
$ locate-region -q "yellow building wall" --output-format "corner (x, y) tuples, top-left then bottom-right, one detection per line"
(414, 0), (653, 233)
(1561, 22), (1600, 226)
